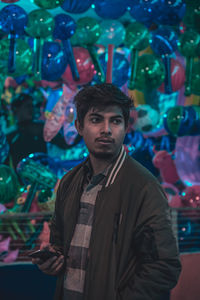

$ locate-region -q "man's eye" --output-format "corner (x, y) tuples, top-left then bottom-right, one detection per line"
(112, 119), (122, 124)
(91, 117), (100, 123)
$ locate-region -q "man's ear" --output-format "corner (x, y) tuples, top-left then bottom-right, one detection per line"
(75, 119), (83, 136)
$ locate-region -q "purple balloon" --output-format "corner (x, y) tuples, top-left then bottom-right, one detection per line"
(175, 135), (200, 186)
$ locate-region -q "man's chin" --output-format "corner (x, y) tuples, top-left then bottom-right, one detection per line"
(90, 150), (114, 160)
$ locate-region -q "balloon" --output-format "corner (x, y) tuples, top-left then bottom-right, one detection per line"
(0, 38), (33, 77)
(125, 22), (150, 90)
(178, 30), (200, 57)
(45, 88), (63, 114)
(61, 0), (92, 13)
(154, 0), (186, 26)
(25, 9), (55, 38)
(135, 54), (165, 91)
(34, 0), (64, 9)
(43, 85), (77, 142)
(42, 41), (68, 81)
(71, 17), (102, 46)
(158, 58), (185, 93)
(191, 62), (200, 96)
(94, 0), (127, 19)
(133, 104), (160, 132)
(125, 22), (150, 51)
(150, 26), (178, 55)
(0, 165), (19, 204)
(128, 0), (158, 27)
(175, 136), (200, 186)
(163, 106), (197, 136)
(1, 0), (19, 2)
(70, 17), (104, 82)
(96, 52), (129, 87)
(178, 30), (200, 96)
(62, 47), (95, 85)
(97, 20), (126, 47)
(0, 4), (28, 35)
(53, 14), (76, 40)
(53, 14), (79, 81)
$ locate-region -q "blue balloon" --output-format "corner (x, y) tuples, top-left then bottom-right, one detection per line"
(42, 41), (68, 81)
(45, 88), (63, 112)
(94, 0), (128, 19)
(128, 0), (158, 27)
(154, 0), (186, 26)
(150, 26), (178, 55)
(96, 52), (130, 87)
(53, 14), (76, 40)
(0, 4), (28, 35)
(61, 0), (92, 13)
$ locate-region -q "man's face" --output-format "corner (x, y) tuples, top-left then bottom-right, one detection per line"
(75, 105), (127, 160)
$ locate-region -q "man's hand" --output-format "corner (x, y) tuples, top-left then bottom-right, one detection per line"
(31, 244), (64, 276)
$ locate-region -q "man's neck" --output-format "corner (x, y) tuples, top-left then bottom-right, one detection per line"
(89, 156), (112, 176)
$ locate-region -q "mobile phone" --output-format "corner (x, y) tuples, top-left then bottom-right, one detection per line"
(28, 249), (59, 261)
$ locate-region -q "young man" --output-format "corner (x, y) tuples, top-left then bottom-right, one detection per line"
(32, 83), (181, 300)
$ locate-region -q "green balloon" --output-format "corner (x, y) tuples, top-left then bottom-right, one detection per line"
(34, 0), (64, 9)
(191, 62), (200, 95)
(125, 22), (150, 51)
(0, 38), (33, 77)
(71, 17), (102, 46)
(25, 9), (55, 38)
(0, 165), (19, 204)
(165, 106), (185, 136)
(135, 54), (165, 91)
(178, 30), (200, 57)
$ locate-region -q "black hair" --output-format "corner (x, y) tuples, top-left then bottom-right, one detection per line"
(11, 93), (33, 113)
(74, 83), (133, 128)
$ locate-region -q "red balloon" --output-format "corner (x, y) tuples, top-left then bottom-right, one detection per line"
(158, 58), (185, 93)
(1, 0), (19, 2)
(62, 47), (95, 86)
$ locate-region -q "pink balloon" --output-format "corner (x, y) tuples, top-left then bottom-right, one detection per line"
(62, 47), (95, 85)
(43, 85), (77, 142)
(158, 58), (185, 93)
(175, 136), (200, 185)
(1, 0), (19, 2)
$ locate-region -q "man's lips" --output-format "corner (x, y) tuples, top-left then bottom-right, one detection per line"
(96, 138), (114, 143)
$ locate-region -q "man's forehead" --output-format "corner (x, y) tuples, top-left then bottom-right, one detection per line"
(89, 105), (123, 116)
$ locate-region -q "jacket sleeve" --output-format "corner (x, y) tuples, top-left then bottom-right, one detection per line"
(119, 181), (182, 300)
(49, 181), (64, 253)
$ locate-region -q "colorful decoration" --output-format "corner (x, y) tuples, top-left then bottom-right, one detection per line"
(70, 17), (104, 82)
(175, 135), (200, 186)
(61, 0), (92, 13)
(0, 38), (33, 77)
(180, 185), (200, 221)
(53, 13), (79, 81)
(62, 47), (95, 85)
(43, 85), (77, 142)
(94, 0), (127, 19)
(42, 41), (68, 81)
(158, 58), (185, 93)
(133, 104), (159, 133)
(128, 0), (158, 27)
(34, 0), (64, 9)
(0, 125), (9, 163)
(0, 4), (28, 73)
(0, 165), (19, 204)
(97, 20), (125, 47)
(125, 22), (150, 90)
(135, 54), (165, 91)
(178, 30), (200, 96)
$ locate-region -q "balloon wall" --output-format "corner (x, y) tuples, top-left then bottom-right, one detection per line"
(0, 0), (200, 261)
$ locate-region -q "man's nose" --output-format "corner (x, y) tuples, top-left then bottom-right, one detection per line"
(101, 121), (112, 135)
